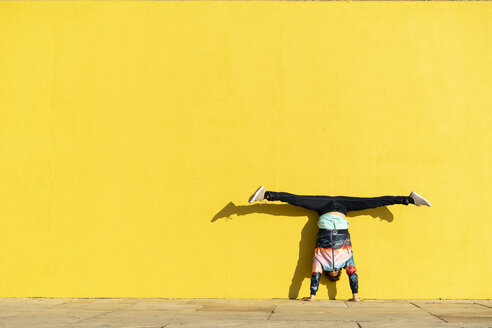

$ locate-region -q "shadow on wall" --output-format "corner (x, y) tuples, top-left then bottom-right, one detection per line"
(212, 202), (395, 300)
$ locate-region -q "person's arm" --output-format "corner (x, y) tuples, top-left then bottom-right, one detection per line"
(302, 272), (321, 301)
(345, 257), (361, 302)
(348, 274), (360, 302)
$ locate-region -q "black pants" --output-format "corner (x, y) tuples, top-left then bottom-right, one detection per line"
(266, 191), (412, 215)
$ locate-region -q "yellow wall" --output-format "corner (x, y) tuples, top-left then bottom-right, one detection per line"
(1, 2), (491, 299)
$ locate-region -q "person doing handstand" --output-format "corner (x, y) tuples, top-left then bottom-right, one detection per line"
(248, 187), (431, 302)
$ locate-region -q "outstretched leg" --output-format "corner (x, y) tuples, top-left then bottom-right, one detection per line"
(267, 193), (416, 215)
(332, 195), (413, 213)
(266, 191), (334, 212)
(248, 186), (431, 214)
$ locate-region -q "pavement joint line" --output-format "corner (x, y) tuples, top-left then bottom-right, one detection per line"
(73, 307), (122, 324)
(48, 300), (69, 308)
(267, 304), (277, 320)
(474, 302), (492, 309)
(266, 318), (365, 322)
(409, 301), (448, 323)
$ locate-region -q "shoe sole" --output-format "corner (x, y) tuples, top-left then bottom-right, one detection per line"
(411, 191), (432, 207)
(249, 186), (265, 204)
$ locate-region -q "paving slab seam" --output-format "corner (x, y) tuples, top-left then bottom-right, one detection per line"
(409, 301), (448, 323)
(474, 302), (492, 309)
(268, 318), (366, 322)
(45, 300), (70, 308)
(267, 305), (277, 320)
(73, 307), (123, 324)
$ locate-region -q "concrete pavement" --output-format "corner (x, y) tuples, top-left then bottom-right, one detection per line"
(0, 298), (491, 328)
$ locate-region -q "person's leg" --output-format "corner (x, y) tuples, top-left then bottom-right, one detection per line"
(266, 191), (333, 212)
(253, 187), (428, 213)
(332, 195), (413, 213)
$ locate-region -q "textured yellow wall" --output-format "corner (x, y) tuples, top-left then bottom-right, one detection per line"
(1, 2), (491, 299)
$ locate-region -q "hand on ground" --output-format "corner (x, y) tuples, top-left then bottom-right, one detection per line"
(302, 296), (316, 302)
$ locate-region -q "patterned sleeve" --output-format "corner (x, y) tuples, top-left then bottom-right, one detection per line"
(345, 256), (358, 294)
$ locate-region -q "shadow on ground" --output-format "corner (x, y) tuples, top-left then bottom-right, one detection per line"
(211, 202), (394, 300)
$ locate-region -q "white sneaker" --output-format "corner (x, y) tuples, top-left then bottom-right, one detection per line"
(409, 191), (432, 207)
(249, 186), (266, 203)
